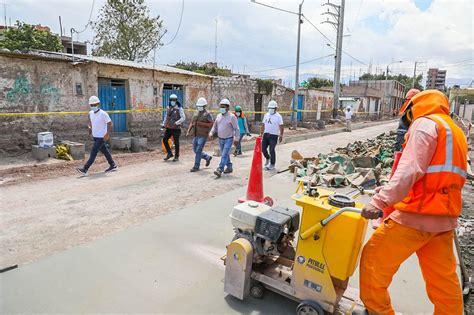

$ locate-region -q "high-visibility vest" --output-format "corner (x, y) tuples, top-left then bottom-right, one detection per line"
(394, 113), (467, 217)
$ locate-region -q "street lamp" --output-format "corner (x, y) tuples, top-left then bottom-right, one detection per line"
(250, 0), (304, 125)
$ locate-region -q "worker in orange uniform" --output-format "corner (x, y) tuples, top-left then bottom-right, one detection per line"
(395, 88), (420, 151)
(358, 90), (467, 315)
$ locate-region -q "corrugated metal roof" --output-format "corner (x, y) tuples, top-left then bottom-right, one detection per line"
(0, 49), (213, 78)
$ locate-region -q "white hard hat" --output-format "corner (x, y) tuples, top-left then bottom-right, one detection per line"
(346, 106), (351, 110)
(196, 97), (208, 107)
(220, 98), (231, 106)
(268, 100), (278, 109)
(169, 94), (178, 100)
(89, 95), (100, 105)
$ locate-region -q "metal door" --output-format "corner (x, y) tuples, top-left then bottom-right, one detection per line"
(297, 95), (304, 121)
(98, 79), (127, 132)
(162, 84), (185, 120)
(254, 93), (263, 122)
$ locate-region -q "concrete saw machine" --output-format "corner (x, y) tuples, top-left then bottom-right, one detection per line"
(223, 182), (368, 314)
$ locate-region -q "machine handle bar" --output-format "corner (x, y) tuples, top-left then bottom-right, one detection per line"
(300, 207), (381, 240)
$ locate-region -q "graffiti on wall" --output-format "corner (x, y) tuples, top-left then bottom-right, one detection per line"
(5, 75), (60, 105)
(6, 76), (31, 102)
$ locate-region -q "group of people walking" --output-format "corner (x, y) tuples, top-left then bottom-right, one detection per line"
(78, 94), (284, 178)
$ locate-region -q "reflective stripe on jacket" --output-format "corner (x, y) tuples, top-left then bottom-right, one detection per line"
(394, 90), (467, 217)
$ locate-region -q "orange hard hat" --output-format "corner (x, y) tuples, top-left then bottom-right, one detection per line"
(399, 88), (421, 114)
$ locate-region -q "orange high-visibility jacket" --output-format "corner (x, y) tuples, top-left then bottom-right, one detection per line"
(394, 90), (468, 217)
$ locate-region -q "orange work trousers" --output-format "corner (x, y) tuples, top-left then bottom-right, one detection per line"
(359, 219), (463, 315)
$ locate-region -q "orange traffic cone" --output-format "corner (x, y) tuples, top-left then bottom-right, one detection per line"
(238, 137), (273, 206)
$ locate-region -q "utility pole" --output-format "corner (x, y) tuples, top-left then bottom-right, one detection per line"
(293, 1), (303, 125)
(1, 2), (9, 29)
(214, 19), (218, 64)
(412, 61), (418, 88)
(250, 0), (304, 126)
(323, 0), (345, 118)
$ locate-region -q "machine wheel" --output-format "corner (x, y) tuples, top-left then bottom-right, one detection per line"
(250, 284), (264, 299)
(296, 300), (324, 315)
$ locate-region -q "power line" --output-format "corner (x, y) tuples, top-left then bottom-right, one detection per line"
(163, 0), (184, 45)
(302, 14), (368, 66)
(72, 0), (95, 34)
(248, 54), (334, 74)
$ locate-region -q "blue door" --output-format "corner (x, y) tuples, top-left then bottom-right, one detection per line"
(98, 80), (127, 132)
(297, 95), (304, 121)
(162, 84), (184, 120)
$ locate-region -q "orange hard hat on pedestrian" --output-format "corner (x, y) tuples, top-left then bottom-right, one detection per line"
(399, 88), (421, 115)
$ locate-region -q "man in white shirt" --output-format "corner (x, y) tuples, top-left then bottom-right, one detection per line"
(345, 106), (352, 132)
(76, 96), (117, 175)
(260, 100), (284, 170)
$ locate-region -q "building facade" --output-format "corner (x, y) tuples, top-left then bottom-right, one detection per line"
(0, 51), (212, 152)
(348, 80), (404, 115)
(426, 68), (447, 91)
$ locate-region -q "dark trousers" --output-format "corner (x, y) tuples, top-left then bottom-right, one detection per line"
(84, 137), (115, 171)
(262, 133), (278, 165)
(163, 128), (181, 157)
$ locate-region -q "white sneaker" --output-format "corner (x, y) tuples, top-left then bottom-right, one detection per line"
(264, 159), (270, 168)
(267, 164), (275, 171)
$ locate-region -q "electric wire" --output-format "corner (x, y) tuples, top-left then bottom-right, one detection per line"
(163, 0), (184, 45)
(72, 0), (95, 34)
(247, 54), (334, 74)
(302, 14), (368, 66)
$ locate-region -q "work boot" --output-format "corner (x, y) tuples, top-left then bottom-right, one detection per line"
(164, 153), (173, 161)
(205, 156), (212, 167)
(76, 167), (87, 176)
(190, 167), (199, 172)
(172, 156), (179, 162)
(264, 158), (270, 168)
(214, 168), (222, 178)
(105, 164), (118, 173)
(224, 167), (233, 174)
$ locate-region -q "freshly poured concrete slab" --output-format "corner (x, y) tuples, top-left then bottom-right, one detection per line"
(1, 174), (434, 314)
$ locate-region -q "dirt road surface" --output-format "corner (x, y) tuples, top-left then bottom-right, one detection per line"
(1, 122), (397, 269)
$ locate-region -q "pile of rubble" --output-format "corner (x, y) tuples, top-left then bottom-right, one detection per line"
(290, 131), (397, 189)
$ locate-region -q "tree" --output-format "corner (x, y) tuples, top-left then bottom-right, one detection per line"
(92, 0), (166, 62)
(0, 22), (63, 52)
(359, 73), (424, 91)
(302, 77), (334, 89)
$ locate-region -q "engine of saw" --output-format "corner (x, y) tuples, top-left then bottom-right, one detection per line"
(229, 201), (300, 264)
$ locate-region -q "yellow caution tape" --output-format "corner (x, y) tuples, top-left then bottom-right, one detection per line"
(0, 107), (340, 117)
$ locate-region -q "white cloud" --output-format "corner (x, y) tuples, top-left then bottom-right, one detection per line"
(6, 0), (473, 86)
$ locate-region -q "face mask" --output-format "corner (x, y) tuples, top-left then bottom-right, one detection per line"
(236, 112), (241, 117)
(90, 106), (99, 112)
(219, 108), (227, 114)
(269, 108), (276, 114)
(170, 101), (176, 107)
(197, 106), (204, 112)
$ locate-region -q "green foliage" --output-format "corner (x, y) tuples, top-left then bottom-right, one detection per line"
(303, 77), (334, 89)
(359, 73), (424, 91)
(174, 62), (231, 76)
(0, 22), (63, 52)
(256, 79), (273, 95)
(92, 0), (166, 62)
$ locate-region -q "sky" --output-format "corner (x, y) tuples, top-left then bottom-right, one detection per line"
(4, 0), (474, 87)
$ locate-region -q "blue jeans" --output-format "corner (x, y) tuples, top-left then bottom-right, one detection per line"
(218, 137), (233, 171)
(84, 137), (115, 171)
(192, 136), (210, 169)
(235, 133), (245, 153)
